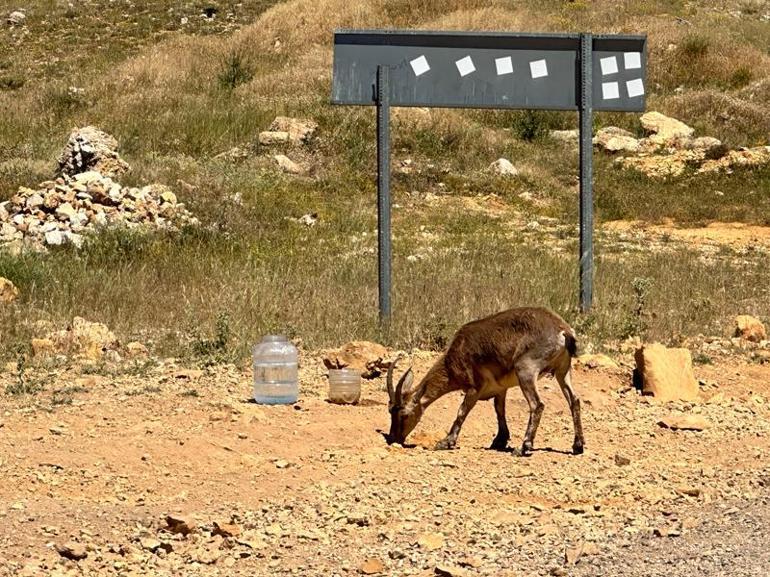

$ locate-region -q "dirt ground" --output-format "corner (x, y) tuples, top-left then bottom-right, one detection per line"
(1, 352), (769, 576)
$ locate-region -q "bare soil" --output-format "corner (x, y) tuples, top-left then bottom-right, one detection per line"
(1, 353), (769, 576)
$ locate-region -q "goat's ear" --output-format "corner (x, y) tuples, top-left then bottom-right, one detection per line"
(409, 379), (427, 407)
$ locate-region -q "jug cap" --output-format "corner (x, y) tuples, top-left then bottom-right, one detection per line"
(262, 334), (288, 342)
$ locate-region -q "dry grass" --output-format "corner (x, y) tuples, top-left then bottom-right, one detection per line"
(1, 0), (769, 362)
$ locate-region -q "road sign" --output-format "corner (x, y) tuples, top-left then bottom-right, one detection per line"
(332, 30), (647, 319)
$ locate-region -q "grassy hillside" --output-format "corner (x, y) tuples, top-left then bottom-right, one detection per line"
(1, 0), (769, 361)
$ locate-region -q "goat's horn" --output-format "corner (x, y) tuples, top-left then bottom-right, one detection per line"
(395, 366), (413, 403)
(386, 357), (398, 404)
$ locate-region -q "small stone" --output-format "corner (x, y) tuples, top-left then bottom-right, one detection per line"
(435, 565), (468, 577)
(488, 158), (519, 176)
(56, 542), (87, 561)
(678, 486), (701, 497)
(140, 537), (162, 552)
(49, 426), (66, 436)
(0, 277), (19, 304)
(657, 414), (709, 431)
(25, 194), (44, 210)
(267, 117), (318, 144)
(125, 341), (149, 358)
(565, 546), (581, 565)
(297, 213), (317, 226)
(360, 558), (385, 574)
(551, 129), (579, 142)
(565, 541), (600, 565)
(323, 341), (389, 379)
(273, 154), (304, 175)
(31, 338), (55, 357)
(416, 532), (445, 551)
(8, 10), (26, 26)
(165, 514), (197, 535)
(614, 454), (631, 466)
(576, 354), (619, 370)
(259, 131), (291, 146)
(45, 230), (65, 246)
(640, 111), (695, 144)
(55, 203), (76, 220)
(212, 520), (241, 538)
(159, 190), (177, 204)
(593, 127), (640, 152)
(274, 459), (290, 469)
(459, 557), (482, 568)
(735, 315), (766, 343)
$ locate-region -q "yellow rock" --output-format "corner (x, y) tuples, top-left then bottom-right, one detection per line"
(0, 277), (19, 304)
(734, 315), (766, 343)
(635, 343), (700, 402)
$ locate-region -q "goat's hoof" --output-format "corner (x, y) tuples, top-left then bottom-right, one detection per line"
(572, 442), (584, 455)
(490, 437), (509, 451)
(519, 442), (533, 457)
(434, 439), (455, 451)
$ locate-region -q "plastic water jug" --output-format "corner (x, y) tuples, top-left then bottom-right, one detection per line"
(327, 368), (361, 405)
(252, 335), (298, 405)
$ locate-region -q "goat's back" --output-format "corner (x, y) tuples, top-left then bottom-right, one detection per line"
(444, 307), (575, 385)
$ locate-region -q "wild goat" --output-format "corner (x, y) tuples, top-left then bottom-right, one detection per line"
(386, 307), (584, 455)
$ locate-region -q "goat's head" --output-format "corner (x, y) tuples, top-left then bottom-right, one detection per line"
(385, 358), (425, 445)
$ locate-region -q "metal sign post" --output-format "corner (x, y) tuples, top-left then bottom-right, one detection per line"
(376, 65), (392, 323)
(579, 33), (594, 312)
(332, 30), (646, 320)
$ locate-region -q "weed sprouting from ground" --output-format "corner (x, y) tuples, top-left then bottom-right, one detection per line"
(218, 50), (255, 91)
(192, 312), (234, 364)
(681, 34), (711, 59)
(6, 350), (44, 396)
(51, 385), (89, 406)
(621, 277), (654, 340)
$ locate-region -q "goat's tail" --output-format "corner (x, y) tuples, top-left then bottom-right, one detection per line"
(564, 330), (578, 357)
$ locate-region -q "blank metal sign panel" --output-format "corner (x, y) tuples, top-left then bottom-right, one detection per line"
(332, 30), (646, 112)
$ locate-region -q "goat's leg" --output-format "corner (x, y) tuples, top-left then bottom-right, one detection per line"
(518, 371), (544, 456)
(490, 391), (510, 450)
(556, 367), (584, 455)
(435, 388), (479, 450)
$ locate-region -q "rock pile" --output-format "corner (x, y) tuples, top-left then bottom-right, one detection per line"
(259, 117), (317, 146)
(57, 126), (130, 179)
(0, 171), (198, 252)
(1, 127), (198, 253)
(592, 111), (769, 178)
(32, 317), (120, 361)
(7, 10), (25, 26)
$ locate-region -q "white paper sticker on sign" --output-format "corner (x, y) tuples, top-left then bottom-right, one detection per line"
(530, 59), (548, 79)
(626, 78), (645, 98)
(602, 81), (620, 100)
(456, 56), (476, 77)
(495, 56), (513, 76)
(600, 56), (618, 76)
(410, 55), (430, 77)
(624, 52), (642, 70)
